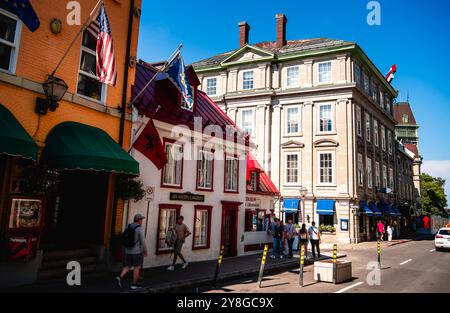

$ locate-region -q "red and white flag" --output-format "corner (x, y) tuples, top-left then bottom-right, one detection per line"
(385, 64), (397, 83)
(133, 119), (168, 170)
(87, 4), (117, 86)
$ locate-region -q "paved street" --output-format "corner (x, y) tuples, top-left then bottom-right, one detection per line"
(201, 238), (450, 293)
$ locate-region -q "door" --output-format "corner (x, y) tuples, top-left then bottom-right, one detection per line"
(221, 201), (241, 258)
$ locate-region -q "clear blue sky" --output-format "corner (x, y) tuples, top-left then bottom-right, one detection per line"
(137, 0), (450, 162)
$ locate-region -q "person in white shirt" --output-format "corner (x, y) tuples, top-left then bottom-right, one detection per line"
(387, 224), (393, 242)
(308, 221), (321, 258)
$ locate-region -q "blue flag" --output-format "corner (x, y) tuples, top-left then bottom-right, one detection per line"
(164, 52), (194, 111)
(0, 0), (40, 32)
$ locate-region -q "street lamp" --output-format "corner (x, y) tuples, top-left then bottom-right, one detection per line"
(299, 187), (308, 224)
(35, 75), (68, 115)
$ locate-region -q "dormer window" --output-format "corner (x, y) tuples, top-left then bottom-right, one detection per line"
(250, 171), (259, 191)
(402, 114), (409, 124)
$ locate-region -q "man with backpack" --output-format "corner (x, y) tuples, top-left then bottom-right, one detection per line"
(167, 216), (191, 271)
(270, 218), (285, 259)
(308, 221), (321, 258)
(116, 214), (148, 290)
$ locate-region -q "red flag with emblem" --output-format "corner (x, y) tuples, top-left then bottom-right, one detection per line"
(133, 119), (167, 170)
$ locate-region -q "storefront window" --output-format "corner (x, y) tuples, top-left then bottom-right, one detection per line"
(319, 215), (334, 227)
(245, 210), (266, 232)
(158, 207), (179, 251)
(193, 206), (211, 249)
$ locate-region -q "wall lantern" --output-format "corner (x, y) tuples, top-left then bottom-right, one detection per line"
(50, 18), (62, 34)
(35, 76), (68, 115)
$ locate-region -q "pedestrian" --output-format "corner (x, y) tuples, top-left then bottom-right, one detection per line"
(167, 216), (191, 271)
(116, 214), (148, 290)
(308, 221), (321, 258)
(298, 223), (309, 258)
(284, 218), (297, 258)
(270, 218), (284, 259)
(387, 224), (393, 242)
(377, 219), (385, 241)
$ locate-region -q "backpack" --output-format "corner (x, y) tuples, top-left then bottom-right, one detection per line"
(121, 224), (140, 248)
(165, 228), (177, 247)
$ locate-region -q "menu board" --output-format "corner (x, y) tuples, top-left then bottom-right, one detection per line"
(8, 198), (42, 230)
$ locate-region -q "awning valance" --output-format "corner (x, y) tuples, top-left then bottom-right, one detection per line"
(369, 202), (382, 215)
(283, 198), (300, 213)
(41, 122), (139, 175)
(317, 200), (335, 216)
(360, 201), (374, 216)
(0, 104), (38, 161)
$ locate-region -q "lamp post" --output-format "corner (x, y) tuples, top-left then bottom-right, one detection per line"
(35, 75), (68, 115)
(299, 187), (308, 224)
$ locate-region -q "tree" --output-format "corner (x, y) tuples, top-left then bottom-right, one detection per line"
(421, 173), (448, 218)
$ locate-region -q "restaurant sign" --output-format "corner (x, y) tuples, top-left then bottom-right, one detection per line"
(170, 192), (205, 202)
(245, 196), (261, 210)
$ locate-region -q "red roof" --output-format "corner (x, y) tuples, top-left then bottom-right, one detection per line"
(404, 143), (419, 157)
(246, 155), (280, 196)
(394, 102), (417, 125)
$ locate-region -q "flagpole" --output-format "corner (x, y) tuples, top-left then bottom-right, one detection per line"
(50, 0), (104, 77)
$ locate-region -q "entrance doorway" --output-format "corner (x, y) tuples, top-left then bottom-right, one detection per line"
(41, 171), (109, 249)
(220, 201), (241, 258)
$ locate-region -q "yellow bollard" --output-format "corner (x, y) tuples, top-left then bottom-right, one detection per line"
(332, 244), (338, 284)
(299, 245), (305, 287)
(257, 245), (269, 288)
(213, 245), (225, 286)
(377, 240), (381, 269)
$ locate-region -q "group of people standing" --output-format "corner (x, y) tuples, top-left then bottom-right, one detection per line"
(269, 218), (322, 259)
(376, 219), (398, 242)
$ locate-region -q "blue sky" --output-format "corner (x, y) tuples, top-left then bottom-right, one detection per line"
(137, 0), (450, 190)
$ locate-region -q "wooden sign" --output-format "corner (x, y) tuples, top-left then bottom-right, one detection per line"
(170, 192), (204, 202)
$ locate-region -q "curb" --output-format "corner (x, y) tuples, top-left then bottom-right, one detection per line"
(133, 254), (346, 293)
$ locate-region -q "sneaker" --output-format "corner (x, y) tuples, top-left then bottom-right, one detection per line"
(280, 255), (283, 259)
(270, 255), (276, 259)
(167, 266), (175, 271)
(182, 262), (189, 269)
(130, 284), (142, 290)
(115, 276), (123, 288)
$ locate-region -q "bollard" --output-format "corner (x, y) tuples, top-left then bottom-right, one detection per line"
(299, 245), (305, 287)
(257, 245), (269, 288)
(332, 244), (337, 284)
(213, 245), (225, 286)
(377, 240), (381, 269)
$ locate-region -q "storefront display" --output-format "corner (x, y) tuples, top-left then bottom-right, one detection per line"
(8, 197), (43, 231)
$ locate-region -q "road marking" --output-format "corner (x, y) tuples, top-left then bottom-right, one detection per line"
(430, 249), (435, 252)
(335, 282), (364, 293)
(400, 259), (413, 265)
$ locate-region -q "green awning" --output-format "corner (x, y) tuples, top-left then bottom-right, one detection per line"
(0, 104), (38, 161)
(41, 122), (139, 175)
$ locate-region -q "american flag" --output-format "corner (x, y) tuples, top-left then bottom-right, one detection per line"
(86, 4), (117, 86)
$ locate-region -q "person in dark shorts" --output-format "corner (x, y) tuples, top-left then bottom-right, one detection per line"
(167, 216), (191, 271)
(116, 214), (148, 290)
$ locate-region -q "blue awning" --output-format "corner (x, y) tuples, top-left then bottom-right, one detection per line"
(380, 202), (395, 215)
(317, 200), (335, 216)
(369, 202), (382, 215)
(360, 201), (374, 216)
(283, 198), (300, 213)
(392, 206), (402, 217)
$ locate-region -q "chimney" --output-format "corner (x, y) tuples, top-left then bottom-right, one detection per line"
(238, 21), (250, 47)
(276, 14), (287, 48)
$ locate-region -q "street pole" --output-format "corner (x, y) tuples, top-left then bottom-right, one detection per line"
(213, 245), (225, 286)
(332, 244), (338, 284)
(258, 245), (269, 288)
(299, 245), (305, 287)
(144, 200), (151, 238)
(377, 240), (381, 269)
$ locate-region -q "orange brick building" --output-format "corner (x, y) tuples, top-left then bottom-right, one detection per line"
(0, 0), (142, 287)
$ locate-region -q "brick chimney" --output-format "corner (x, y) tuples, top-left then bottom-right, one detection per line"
(238, 21), (250, 47)
(276, 14), (287, 48)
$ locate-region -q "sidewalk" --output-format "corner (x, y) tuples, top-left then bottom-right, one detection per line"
(3, 249), (345, 293)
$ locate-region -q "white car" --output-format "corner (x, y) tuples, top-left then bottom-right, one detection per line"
(435, 227), (450, 251)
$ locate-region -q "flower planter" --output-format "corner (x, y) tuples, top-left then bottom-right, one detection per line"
(314, 259), (352, 284)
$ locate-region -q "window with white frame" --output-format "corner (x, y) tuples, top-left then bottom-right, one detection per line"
(0, 10), (21, 73)
(356, 106), (362, 137)
(354, 63), (361, 85)
(286, 66), (299, 87)
(197, 150), (213, 190)
(367, 157), (373, 189)
(365, 113), (371, 142)
(363, 73), (370, 94)
(381, 125), (386, 151)
(375, 161), (381, 188)
(193, 208), (210, 249)
(318, 62), (332, 83)
(374, 119), (379, 147)
(225, 155), (239, 192)
(389, 167), (394, 190)
(158, 207), (178, 251)
(206, 78), (217, 96)
(319, 152), (334, 184)
(358, 153), (364, 187)
(382, 165), (387, 188)
(388, 130), (393, 155)
(285, 153), (299, 184)
(286, 107), (300, 134)
(319, 104), (333, 133)
(241, 109), (253, 136)
(162, 142), (183, 187)
(242, 70), (254, 90)
(77, 29), (106, 102)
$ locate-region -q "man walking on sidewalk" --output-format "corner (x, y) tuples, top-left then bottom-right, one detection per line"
(270, 218), (284, 259)
(308, 221), (321, 258)
(116, 214), (148, 290)
(284, 218), (297, 258)
(167, 216), (191, 271)
(377, 220), (385, 241)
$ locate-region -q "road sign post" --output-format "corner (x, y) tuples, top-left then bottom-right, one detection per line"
(299, 245), (305, 287)
(332, 244), (337, 284)
(257, 245), (269, 288)
(213, 245), (225, 286)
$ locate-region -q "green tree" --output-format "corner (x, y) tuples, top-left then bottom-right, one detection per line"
(421, 173), (448, 218)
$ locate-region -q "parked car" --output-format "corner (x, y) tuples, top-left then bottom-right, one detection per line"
(435, 227), (450, 251)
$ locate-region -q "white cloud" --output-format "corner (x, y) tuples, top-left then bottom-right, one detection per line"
(422, 160), (450, 200)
